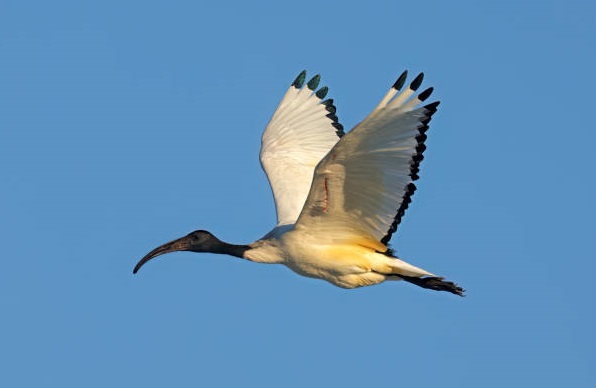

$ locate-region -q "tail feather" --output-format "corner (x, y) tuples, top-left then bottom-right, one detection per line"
(378, 255), (435, 278)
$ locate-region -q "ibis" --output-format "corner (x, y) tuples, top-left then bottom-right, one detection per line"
(133, 70), (464, 295)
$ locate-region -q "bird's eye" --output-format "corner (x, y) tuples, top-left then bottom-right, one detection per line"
(188, 230), (207, 240)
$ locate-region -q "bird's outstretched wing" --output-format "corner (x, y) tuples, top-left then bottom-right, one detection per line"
(260, 71), (344, 227)
(295, 71), (438, 248)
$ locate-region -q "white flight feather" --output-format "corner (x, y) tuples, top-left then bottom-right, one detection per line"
(260, 74), (340, 227)
(295, 99), (432, 244)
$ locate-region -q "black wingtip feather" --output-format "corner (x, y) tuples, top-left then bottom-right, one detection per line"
(325, 104), (337, 114)
(332, 122), (345, 137)
(315, 86), (328, 99)
(307, 74), (321, 90)
(424, 101), (441, 112)
(417, 87), (433, 102)
(292, 70), (307, 88)
(410, 73), (424, 91)
(392, 70), (408, 90)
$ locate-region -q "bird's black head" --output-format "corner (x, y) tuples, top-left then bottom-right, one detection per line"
(183, 230), (221, 252)
(132, 229), (222, 274)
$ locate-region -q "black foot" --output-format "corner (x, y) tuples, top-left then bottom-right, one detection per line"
(399, 275), (465, 296)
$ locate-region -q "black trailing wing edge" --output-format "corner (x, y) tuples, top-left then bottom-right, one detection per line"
(380, 100), (440, 246)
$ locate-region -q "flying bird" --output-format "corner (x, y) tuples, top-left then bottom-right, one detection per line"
(133, 70), (464, 296)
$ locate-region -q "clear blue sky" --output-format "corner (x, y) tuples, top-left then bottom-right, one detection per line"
(1, 1), (594, 387)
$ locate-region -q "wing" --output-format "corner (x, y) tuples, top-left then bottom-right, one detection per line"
(295, 71), (439, 248)
(260, 71), (344, 226)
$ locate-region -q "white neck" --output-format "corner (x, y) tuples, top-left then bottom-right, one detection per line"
(244, 239), (285, 264)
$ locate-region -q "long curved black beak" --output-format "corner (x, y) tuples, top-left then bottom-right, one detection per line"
(133, 236), (191, 274)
